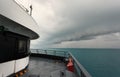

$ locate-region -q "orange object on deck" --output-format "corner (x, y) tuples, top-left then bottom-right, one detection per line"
(67, 58), (74, 72)
(19, 71), (24, 76)
(15, 74), (18, 77)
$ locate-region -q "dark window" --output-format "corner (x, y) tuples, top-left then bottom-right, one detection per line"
(0, 33), (16, 63)
(17, 38), (30, 58)
(18, 40), (27, 53)
(0, 31), (30, 62)
(27, 40), (30, 53)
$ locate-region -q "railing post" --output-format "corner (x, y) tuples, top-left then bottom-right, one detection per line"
(45, 50), (47, 54)
(36, 49), (39, 54)
(54, 51), (56, 56)
(64, 52), (66, 57)
(81, 71), (86, 77)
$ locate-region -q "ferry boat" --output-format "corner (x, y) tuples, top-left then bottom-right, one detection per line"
(0, 0), (92, 77)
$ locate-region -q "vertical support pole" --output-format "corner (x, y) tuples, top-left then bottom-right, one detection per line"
(30, 5), (33, 16)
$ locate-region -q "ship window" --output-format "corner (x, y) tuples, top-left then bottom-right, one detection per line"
(0, 33), (16, 63)
(27, 40), (30, 53)
(18, 40), (27, 53)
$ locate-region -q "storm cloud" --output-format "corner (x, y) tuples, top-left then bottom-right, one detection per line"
(27, 0), (120, 48)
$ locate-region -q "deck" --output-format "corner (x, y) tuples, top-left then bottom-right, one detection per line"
(22, 57), (76, 77)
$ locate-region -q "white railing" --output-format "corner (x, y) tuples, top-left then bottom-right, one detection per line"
(30, 49), (67, 57)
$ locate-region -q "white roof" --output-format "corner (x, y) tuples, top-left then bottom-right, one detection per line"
(0, 0), (39, 39)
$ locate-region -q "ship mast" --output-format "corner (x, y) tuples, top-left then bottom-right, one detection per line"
(30, 5), (33, 16)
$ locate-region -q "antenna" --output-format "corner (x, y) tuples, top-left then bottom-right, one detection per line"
(30, 5), (33, 16)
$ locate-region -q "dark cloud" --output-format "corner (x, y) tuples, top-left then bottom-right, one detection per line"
(30, 0), (120, 48)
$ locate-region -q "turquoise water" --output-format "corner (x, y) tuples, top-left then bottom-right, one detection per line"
(50, 48), (120, 77)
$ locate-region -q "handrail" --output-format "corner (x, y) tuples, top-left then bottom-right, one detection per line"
(30, 49), (67, 57)
(69, 52), (92, 77)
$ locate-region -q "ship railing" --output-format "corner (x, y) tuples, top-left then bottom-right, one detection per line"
(30, 49), (92, 77)
(30, 49), (68, 57)
(68, 52), (92, 77)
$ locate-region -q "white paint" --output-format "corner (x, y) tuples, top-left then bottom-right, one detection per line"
(0, 60), (15, 77)
(0, 57), (29, 77)
(15, 57), (29, 73)
(0, 0), (39, 39)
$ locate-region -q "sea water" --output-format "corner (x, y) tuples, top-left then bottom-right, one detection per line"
(50, 48), (120, 77)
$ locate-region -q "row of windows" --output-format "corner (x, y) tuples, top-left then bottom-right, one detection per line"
(0, 31), (30, 63)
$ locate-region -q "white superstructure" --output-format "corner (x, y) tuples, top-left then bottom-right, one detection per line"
(0, 0), (39, 77)
(0, 0), (39, 39)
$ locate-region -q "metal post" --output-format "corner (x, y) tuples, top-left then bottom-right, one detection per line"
(30, 5), (33, 16)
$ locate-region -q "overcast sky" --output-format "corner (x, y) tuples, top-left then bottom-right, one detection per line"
(18, 0), (120, 48)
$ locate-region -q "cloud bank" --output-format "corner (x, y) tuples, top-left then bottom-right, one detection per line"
(30, 0), (120, 48)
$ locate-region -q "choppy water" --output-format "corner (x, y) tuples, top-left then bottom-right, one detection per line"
(50, 48), (120, 77)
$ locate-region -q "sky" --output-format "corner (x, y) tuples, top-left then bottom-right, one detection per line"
(17, 0), (120, 48)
